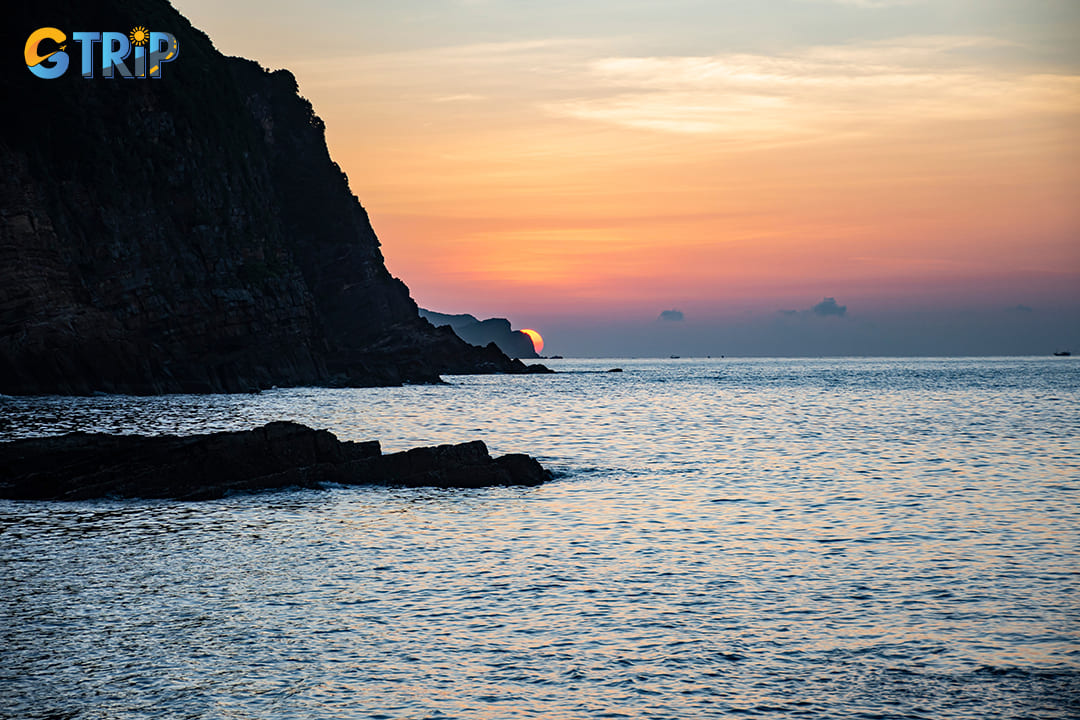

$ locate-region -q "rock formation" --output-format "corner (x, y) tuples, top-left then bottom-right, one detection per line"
(0, 422), (552, 500)
(420, 309), (539, 359)
(0, 1), (548, 395)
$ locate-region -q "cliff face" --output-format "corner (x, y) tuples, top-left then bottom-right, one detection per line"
(0, 1), (542, 394)
(420, 309), (540, 359)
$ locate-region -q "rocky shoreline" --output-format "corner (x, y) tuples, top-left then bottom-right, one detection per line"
(0, 422), (552, 501)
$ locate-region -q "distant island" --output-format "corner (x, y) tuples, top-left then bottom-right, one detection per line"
(420, 309), (539, 359)
(0, 0), (548, 395)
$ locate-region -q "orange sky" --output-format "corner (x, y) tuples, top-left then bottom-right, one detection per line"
(176, 0), (1079, 353)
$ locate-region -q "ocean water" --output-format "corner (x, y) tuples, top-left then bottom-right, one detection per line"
(1, 357), (1078, 719)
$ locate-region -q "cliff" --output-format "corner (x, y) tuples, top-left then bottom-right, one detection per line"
(0, 0), (547, 395)
(420, 309), (539, 359)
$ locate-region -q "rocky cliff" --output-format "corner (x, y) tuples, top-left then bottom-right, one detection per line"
(420, 309), (539, 359)
(0, 0), (546, 395)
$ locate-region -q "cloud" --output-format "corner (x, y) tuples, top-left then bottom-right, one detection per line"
(433, 94), (486, 103)
(778, 298), (847, 318)
(658, 309), (685, 322)
(543, 37), (1080, 137)
(802, 0), (923, 6)
(812, 297), (848, 317)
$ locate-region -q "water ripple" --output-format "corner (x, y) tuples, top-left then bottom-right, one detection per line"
(1, 357), (1078, 718)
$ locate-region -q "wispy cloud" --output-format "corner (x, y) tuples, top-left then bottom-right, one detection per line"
(289, 34), (1078, 142)
(803, 0), (923, 7)
(543, 36), (1080, 137)
(433, 94), (486, 103)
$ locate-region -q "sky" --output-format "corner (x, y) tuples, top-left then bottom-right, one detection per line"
(175, 0), (1079, 356)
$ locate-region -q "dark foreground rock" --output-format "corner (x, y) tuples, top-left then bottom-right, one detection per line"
(0, 422), (551, 501)
(0, 1), (549, 395)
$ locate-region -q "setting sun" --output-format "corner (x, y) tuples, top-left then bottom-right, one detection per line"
(520, 328), (544, 354)
(4, 0), (1077, 716)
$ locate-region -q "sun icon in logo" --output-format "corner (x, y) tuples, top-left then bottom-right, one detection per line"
(129, 26), (149, 46)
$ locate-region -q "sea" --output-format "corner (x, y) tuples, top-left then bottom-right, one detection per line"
(1, 357), (1078, 720)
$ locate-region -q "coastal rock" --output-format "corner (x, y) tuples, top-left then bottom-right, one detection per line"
(0, 422), (552, 501)
(0, 1), (548, 395)
(420, 309), (539, 359)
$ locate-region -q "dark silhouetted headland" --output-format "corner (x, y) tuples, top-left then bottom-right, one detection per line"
(420, 309), (539, 359)
(0, 1), (548, 395)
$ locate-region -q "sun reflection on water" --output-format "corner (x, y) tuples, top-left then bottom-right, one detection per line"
(1, 358), (1078, 717)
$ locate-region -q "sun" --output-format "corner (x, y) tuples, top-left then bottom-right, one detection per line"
(520, 328), (544, 354)
(129, 26), (149, 47)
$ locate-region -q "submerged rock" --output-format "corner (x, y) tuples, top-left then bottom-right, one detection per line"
(0, 422), (551, 501)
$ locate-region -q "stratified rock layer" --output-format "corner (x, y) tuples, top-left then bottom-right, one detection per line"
(0, 422), (552, 500)
(0, 2), (547, 395)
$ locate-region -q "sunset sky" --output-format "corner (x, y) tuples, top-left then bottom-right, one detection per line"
(176, 0), (1078, 356)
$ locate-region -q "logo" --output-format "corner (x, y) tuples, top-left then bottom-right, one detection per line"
(25, 27), (179, 79)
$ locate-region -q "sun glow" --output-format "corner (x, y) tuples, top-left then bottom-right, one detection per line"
(521, 328), (544, 354)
